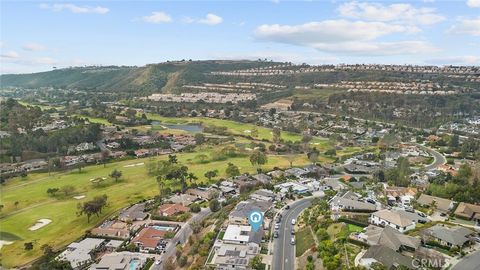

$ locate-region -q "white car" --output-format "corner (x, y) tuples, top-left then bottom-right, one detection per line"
(275, 223), (280, 230)
(290, 236), (296, 245)
(291, 219), (296, 225)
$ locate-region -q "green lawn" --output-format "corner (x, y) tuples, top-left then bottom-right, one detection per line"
(74, 114), (112, 125)
(145, 114), (330, 146)
(347, 224), (364, 233)
(295, 226), (316, 257)
(0, 146), (311, 268)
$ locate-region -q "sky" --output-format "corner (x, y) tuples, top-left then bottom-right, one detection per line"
(1, 0), (479, 74)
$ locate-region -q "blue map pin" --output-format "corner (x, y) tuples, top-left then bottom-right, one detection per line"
(249, 210), (263, 232)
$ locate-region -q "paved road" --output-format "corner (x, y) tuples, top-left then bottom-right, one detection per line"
(272, 197), (315, 270)
(152, 207), (211, 270)
(414, 143), (446, 171)
(452, 249), (480, 270)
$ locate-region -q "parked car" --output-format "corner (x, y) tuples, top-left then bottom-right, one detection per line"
(274, 231), (279, 238)
(291, 219), (296, 225)
(291, 228), (295, 235)
(275, 223), (280, 230)
(290, 236), (296, 245)
(285, 205), (290, 210)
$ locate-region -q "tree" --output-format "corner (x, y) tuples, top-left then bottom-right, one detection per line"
(249, 255), (263, 270)
(109, 169), (122, 182)
(209, 199), (221, 212)
(60, 185), (75, 196)
(24, 242), (34, 250)
(178, 256), (188, 267)
(165, 165), (189, 191)
(325, 148), (337, 156)
(168, 154), (178, 164)
(194, 133), (205, 145)
(47, 187), (59, 197)
(225, 162), (240, 178)
(286, 154), (296, 168)
(101, 150), (109, 168)
(307, 148), (319, 164)
(14, 201), (19, 208)
(77, 194), (108, 223)
(187, 172), (197, 184)
(272, 127), (281, 143)
(250, 150), (268, 168)
(204, 170), (218, 181)
(189, 203), (201, 213)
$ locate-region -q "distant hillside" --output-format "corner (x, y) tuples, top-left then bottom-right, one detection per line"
(0, 60), (281, 94)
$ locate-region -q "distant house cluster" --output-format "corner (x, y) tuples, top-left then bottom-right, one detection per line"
(145, 92), (256, 104)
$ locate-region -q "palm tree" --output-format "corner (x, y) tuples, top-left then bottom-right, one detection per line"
(156, 176), (166, 197)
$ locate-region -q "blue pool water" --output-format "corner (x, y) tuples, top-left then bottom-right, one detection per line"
(130, 259), (140, 270)
(151, 225), (175, 231)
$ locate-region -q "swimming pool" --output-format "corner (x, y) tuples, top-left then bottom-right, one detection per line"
(129, 259), (140, 270)
(150, 225), (175, 231)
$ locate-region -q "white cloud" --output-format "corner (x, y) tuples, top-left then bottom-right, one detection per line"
(1, 51), (20, 59)
(338, 2), (444, 25)
(198, 13), (223, 25)
(255, 20), (418, 43)
(254, 20), (437, 56)
(467, 0), (480, 8)
(40, 3), (109, 14)
(448, 17), (480, 36)
(22, 43), (47, 51)
(141, 11), (172, 24)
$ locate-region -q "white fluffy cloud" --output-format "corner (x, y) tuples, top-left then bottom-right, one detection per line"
(198, 13), (223, 25)
(22, 43), (47, 51)
(254, 20), (437, 56)
(182, 13), (223, 25)
(467, 0), (480, 8)
(40, 3), (109, 14)
(256, 20), (419, 43)
(338, 2), (445, 25)
(141, 11), (172, 24)
(448, 17), (480, 36)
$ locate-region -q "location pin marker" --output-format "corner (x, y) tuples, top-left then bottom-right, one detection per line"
(249, 210), (263, 232)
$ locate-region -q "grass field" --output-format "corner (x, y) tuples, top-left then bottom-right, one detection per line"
(295, 226), (316, 257)
(0, 145), (311, 268)
(145, 113), (330, 146)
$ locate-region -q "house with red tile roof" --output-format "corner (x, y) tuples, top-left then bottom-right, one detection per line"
(158, 203), (190, 216)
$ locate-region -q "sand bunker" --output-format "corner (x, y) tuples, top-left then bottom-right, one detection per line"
(28, 219), (52, 231)
(0, 240), (13, 250)
(123, 162), (144, 168)
(73, 195), (86, 200)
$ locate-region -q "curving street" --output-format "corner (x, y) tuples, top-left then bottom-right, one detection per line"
(272, 197), (315, 270)
(414, 143), (446, 171)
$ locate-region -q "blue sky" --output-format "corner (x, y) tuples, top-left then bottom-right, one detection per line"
(1, 0), (479, 74)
